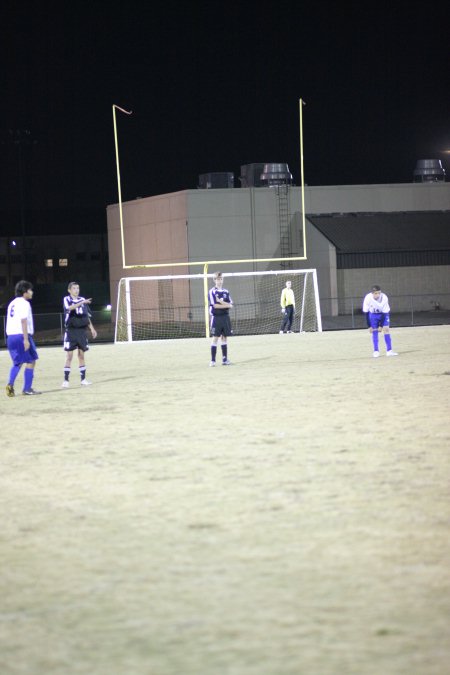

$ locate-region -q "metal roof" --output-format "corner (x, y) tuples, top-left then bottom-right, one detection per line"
(307, 211), (450, 253)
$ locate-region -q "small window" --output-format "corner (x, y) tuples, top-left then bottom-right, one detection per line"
(44, 259), (53, 267)
(59, 259), (68, 267)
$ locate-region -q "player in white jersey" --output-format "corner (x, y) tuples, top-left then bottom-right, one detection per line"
(5, 280), (41, 396)
(362, 285), (398, 358)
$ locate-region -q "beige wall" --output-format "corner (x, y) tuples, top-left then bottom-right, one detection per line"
(106, 181), (450, 315)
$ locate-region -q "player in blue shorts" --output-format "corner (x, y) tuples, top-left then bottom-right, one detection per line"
(362, 285), (398, 358)
(208, 272), (233, 366)
(5, 280), (41, 396)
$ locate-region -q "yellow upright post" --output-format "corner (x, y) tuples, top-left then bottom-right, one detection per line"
(112, 104), (132, 269)
(299, 98), (307, 260)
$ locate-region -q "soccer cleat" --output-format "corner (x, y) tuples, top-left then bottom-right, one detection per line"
(386, 350), (398, 357)
(61, 381), (70, 388)
(6, 384), (15, 397)
(80, 379), (92, 386)
(279, 331), (284, 334)
(373, 351), (380, 358)
(222, 359), (232, 365)
(22, 389), (42, 396)
(209, 361), (216, 367)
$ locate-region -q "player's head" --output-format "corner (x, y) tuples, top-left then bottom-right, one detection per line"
(371, 285), (381, 299)
(68, 281), (80, 295)
(213, 272), (223, 287)
(286, 280), (292, 288)
(15, 280), (33, 298)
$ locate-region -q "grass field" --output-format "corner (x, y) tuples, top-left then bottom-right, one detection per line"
(1, 326), (450, 675)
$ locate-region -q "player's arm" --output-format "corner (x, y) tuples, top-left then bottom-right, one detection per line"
(21, 317), (30, 350)
(88, 319), (97, 339)
(66, 298), (92, 312)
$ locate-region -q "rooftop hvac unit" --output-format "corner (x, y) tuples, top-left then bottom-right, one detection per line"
(198, 172), (234, 189)
(239, 163), (266, 187)
(260, 163), (293, 186)
(413, 159), (445, 182)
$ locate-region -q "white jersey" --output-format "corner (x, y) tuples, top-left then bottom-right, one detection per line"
(362, 292), (390, 314)
(6, 296), (34, 335)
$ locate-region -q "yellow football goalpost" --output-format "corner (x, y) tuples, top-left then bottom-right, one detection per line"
(112, 99), (307, 271)
(112, 99), (311, 337)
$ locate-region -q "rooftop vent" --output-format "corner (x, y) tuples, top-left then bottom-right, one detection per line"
(198, 172), (234, 189)
(413, 159), (445, 183)
(260, 163), (293, 187)
(239, 163), (266, 188)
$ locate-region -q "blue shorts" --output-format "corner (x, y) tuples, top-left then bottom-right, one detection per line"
(7, 334), (39, 365)
(369, 312), (390, 330)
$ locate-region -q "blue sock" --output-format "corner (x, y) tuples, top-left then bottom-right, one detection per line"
(221, 344), (228, 360)
(8, 364), (21, 386)
(24, 368), (34, 392)
(79, 366), (86, 381)
(211, 345), (217, 362)
(372, 332), (379, 350)
(385, 334), (392, 351)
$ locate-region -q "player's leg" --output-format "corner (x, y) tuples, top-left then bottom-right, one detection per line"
(369, 315), (380, 356)
(6, 335), (24, 396)
(382, 316), (398, 356)
(221, 317), (232, 365)
(210, 314), (220, 366)
(22, 338), (41, 394)
(78, 347), (91, 385)
(287, 306), (294, 332)
(63, 348), (74, 387)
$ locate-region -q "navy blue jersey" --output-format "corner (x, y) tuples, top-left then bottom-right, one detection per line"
(208, 286), (233, 316)
(64, 295), (90, 328)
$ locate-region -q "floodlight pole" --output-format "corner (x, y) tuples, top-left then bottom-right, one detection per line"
(112, 104), (132, 268)
(299, 98), (307, 259)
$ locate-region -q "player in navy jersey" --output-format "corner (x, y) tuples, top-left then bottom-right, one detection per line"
(208, 272), (233, 366)
(362, 285), (398, 358)
(62, 282), (97, 387)
(5, 280), (41, 396)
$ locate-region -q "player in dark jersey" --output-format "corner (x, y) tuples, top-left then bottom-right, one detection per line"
(208, 272), (233, 366)
(62, 282), (97, 387)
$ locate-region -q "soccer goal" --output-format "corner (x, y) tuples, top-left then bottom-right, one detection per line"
(115, 269), (322, 342)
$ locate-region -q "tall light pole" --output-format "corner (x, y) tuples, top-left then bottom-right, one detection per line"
(112, 104), (132, 269)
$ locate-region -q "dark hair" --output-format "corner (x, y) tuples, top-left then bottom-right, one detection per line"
(68, 281), (79, 290)
(213, 271), (223, 279)
(371, 285), (381, 292)
(15, 280), (33, 296)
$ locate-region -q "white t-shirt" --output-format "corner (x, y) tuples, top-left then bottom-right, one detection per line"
(6, 297), (34, 335)
(362, 292), (390, 314)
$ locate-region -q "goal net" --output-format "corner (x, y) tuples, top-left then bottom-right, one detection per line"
(115, 269), (322, 342)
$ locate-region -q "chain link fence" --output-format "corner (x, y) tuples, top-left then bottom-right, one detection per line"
(1, 294), (450, 346)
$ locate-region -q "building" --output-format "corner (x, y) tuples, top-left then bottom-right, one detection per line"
(106, 179), (450, 325)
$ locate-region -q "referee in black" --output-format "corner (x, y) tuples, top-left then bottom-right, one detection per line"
(208, 272), (233, 366)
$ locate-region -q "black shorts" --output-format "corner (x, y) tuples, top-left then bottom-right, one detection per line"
(64, 327), (89, 352)
(211, 314), (232, 337)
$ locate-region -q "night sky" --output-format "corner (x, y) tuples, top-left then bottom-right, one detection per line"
(2, 1), (449, 235)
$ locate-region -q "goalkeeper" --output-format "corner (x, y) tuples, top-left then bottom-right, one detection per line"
(279, 280), (295, 333)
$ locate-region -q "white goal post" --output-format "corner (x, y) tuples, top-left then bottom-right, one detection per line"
(115, 269), (322, 342)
